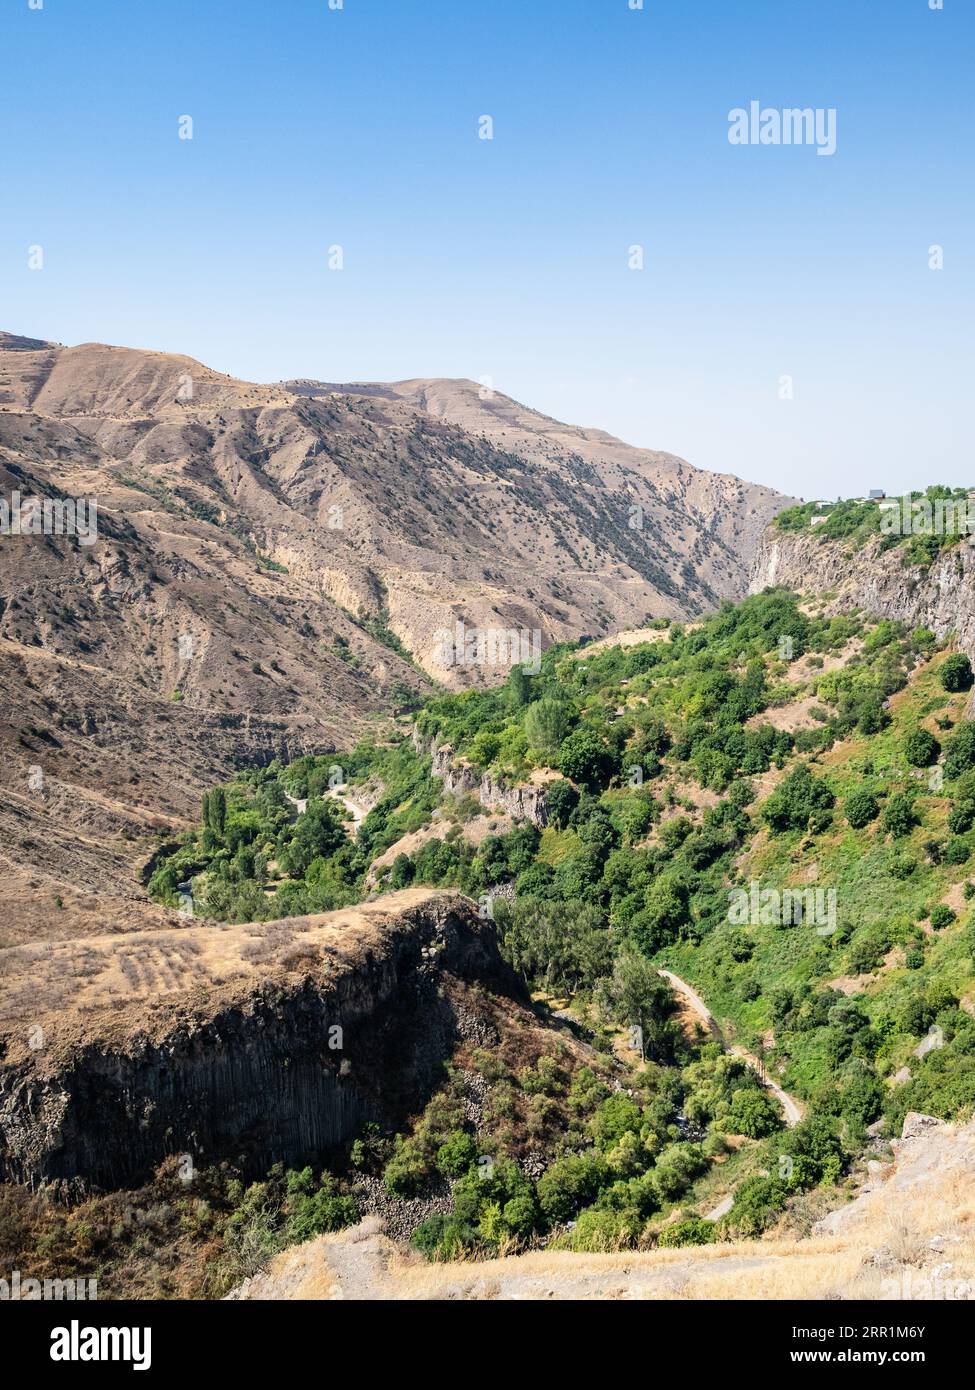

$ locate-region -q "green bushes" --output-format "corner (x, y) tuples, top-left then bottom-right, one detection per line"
(383, 1139), (431, 1196)
(903, 727), (940, 768)
(725, 1175), (788, 1236)
(940, 653), (973, 692)
(762, 764), (835, 834)
(560, 1205), (643, 1251)
(411, 1214), (479, 1260)
(283, 1169), (358, 1242)
(845, 789), (879, 829)
(537, 1152), (607, 1223)
(495, 898), (616, 995)
(726, 1088), (782, 1138)
(883, 793), (917, 838)
(945, 724), (975, 779)
(652, 1143), (709, 1200)
(656, 1217), (716, 1248)
(221, 1165), (358, 1278)
(545, 779), (579, 828)
(436, 1131), (479, 1178)
(890, 851), (917, 879)
(524, 698), (573, 760)
(949, 800), (975, 834)
(557, 729), (618, 790)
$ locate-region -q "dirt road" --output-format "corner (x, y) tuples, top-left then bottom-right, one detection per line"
(286, 788), (368, 834)
(657, 968), (804, 1127)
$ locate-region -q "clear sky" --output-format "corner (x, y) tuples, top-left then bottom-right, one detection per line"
(1, 0), (971, 499)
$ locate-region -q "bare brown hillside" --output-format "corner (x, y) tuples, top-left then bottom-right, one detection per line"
(0, 331), (790, 937)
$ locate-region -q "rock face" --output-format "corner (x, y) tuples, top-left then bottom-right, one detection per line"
(750, 529), (975, 662)
(420, 737), (550, 827)
(0, 892), (512, 1191)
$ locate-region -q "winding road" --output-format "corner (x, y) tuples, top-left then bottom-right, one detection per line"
(657, 968), (805, 1128)
(285, 788), (368, 834)
(327, 788), (367, 831)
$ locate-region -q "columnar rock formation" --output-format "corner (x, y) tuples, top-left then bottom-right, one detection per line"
(0, 891), (514, 1190)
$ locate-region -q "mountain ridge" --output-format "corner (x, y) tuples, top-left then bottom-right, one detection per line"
(0, 328), (792, 936)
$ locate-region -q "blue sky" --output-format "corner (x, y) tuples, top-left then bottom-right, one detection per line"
(1, 0), (971, 498)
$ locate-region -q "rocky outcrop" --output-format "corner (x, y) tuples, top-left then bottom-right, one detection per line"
(417, 736), (550, 827)
(750, 529), (975, 662)
(0, 892), (514, 1191)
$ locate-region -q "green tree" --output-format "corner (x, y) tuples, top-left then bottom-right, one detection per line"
(762, 764), (834, 834)
(436, 1131), (479, 1178)
(903, 727), (940, 768)
(544, 779), (579, 828)
(389, 853), (414, 889)
(557, 729), (617, 791)
(945, 724), (975, 779)
(883, 793), (917, 838)
(845, 789), (879, 829)
(203, 787), (227, 836)
(507, 666), (532, 710)
(940, 653), (974, 693)
(596, 950), (677, 1061)
(930, 904), (956, 931)
(524, 698), (572, 760)
(536, 1151), (606, 1223)
(727, 1088), (782, 1138)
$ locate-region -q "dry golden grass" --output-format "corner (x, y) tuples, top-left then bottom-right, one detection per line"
(0, 888), (460, 1061)
(236, 1117), (975, 1302)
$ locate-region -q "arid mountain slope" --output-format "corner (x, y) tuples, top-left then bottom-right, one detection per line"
(0, 330), (790, 936)
(289, 373), (790, 617)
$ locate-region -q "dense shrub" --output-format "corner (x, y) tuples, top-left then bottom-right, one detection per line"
(656, 1217), (716, 1248)
(763, 765), (834, 834)
(283, 1170), (358, 1243)
(940, 653), (974, 693)
(537, 1152), (607, 1223)
(845, 789), (879, 829)
(903, 727), (940, 768)
(557, 729), (618, 790)
(545, 779), (580, 828)
(436, 1131), (479, 1178)
(945, 724), (975, 779)
(883, 793), (917, 838)
(726, 1088), (782, 1138)
(930, 904), (957, 931)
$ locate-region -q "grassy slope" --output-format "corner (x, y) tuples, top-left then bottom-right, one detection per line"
(664, 648), (975, 1122)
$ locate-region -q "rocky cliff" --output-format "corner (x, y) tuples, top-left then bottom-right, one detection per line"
(750, 528), (975, 661)
(417, 735), (552, 827)
(0, 891), (514, 1191)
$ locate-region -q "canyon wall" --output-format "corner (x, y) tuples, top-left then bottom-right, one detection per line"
(0, 892), (510, 1191)
(750, 530), (975, 660)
